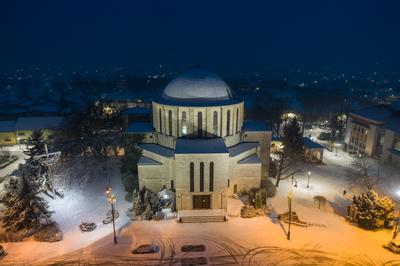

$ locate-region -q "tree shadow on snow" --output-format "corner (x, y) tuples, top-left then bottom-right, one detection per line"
(268, 207), (288, 238)
(329, 195), (351, 218)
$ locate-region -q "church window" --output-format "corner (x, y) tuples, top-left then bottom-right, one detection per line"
(213, 111), (218, 136)
(236, 108), (239, 133)
(200, 162), (204, 192)
(190, 162), (194, 192)
(168, 110), (172, 136)
(209, 162), (214, 192)
(182, 111), (187, 134)
(226, 110), (231, 135)
(198, 112), (203, 137)
(159, 109), (162, 133)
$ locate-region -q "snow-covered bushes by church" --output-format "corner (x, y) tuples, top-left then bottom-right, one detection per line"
(348, 190), (395, 230)
(127, 186), (175, 221)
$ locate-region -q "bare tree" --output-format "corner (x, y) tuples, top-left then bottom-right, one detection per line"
(274, 118), (304, 187)
(347, 154), (379, 191)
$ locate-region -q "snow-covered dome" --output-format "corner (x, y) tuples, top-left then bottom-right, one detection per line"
(161, 69), (233, 103)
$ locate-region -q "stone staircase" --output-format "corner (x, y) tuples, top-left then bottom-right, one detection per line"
(178, 209), (227, 223)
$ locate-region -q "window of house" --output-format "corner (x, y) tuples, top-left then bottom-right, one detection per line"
(18, 132), (25, 136)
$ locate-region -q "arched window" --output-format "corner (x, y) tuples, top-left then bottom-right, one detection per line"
(236, 108), (239, 133)
(159, 109), (162, 133)
(199, 162), (204, 192)
(168, 110), (172, 136)
(226, 110), (231, 135)
(190, 162), (194, 192)
(209, 162), (214, 192)
(181, 111), (187, 135)
(213, 111), (218, 136)
(198, 112), (203, 137)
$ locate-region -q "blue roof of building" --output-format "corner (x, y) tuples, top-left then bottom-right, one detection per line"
(122, 107), (151, 116)
(0, 120), (16, 132)
(154, 97), (242, 107)
(228, 142), (258, 157)
(385, 118), (400, 134)
(14, 116), (64, 131)
(351, 107), (392, 123)
(138, 143), (175, 158)
(237, 153), (262, 164)
(303, 137), (325, 149)
(138, 156), (162, 165)
(126, 122), (155, 133)
(175, 138), (228, 154)
(242, 120), (270, 132)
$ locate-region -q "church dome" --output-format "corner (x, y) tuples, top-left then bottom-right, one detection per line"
(161, 69), (233, 103)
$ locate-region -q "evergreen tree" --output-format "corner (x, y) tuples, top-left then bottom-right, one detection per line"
(2, 173), (52, 232)
(282, 117), (303, 154)
(351, 190), (395, 229)
(23, 130), (47, 187)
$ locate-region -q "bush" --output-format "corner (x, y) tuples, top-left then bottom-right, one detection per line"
(261, 179), (277, 198)
(33, 223), (62, 242)
(317, 132), (331, 141)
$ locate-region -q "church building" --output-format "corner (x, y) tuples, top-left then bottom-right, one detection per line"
(128, 69), (272, 210)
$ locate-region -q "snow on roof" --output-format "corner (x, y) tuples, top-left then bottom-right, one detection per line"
(351, 106), (392, 124)
(125, 122), (155, 133)
(175, 138), (228, 154)
(138, 143), (175, 158)
(122, 107), (151, 115)
(228, 142), (258, 157)
(385, 118), (400, 134)
(138, 156), (162, 165)
(0, 120), (16, 132)
(242, 120), (270, 132)
(154, 97), (242, 107)
(237, 153), (262, 164)
(15, 116), (64, 131)
(162, 68), (233, 103)
(303, 137), (325, 149)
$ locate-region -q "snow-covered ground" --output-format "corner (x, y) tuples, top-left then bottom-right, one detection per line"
(1, 146), (400, 265)
(0, 157), (132, 264)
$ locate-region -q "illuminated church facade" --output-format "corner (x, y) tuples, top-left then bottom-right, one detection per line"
(129, 69), (271, 210)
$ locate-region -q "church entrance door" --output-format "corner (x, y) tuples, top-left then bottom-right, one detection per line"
(193, 195), (211, 209)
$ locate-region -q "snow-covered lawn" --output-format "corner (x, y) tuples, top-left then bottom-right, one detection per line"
(1, 158), (132, 264)
(1, 148), (400, 265)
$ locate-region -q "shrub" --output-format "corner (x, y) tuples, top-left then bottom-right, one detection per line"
(262, 179), (277, 198)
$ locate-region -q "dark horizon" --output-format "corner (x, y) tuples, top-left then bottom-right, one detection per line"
(2, 0), (400, 75)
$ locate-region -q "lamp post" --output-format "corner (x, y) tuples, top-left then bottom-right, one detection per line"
(287, 175), (298, 240)
(307, 171), (311, 188)
(106, 185), (117, 244)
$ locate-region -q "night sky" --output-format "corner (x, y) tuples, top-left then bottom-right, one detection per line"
(2, 0), (400, 74)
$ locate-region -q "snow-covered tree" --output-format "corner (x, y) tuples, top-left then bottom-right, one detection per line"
(350, 190), (395, 229)
(2, 173), (52, 232)
(23, 130), (48, 188)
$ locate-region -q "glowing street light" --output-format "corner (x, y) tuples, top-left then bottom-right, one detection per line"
(106, 185), (117, 244)
(307, 171), (311, 188)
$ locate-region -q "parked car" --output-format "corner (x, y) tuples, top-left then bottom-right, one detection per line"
(384, 240), (400, 254)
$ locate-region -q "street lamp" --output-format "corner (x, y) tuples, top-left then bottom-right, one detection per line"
(307, 171), (311, 188)
(106, 185), (117, 244)
(287, 175), (298, 240)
